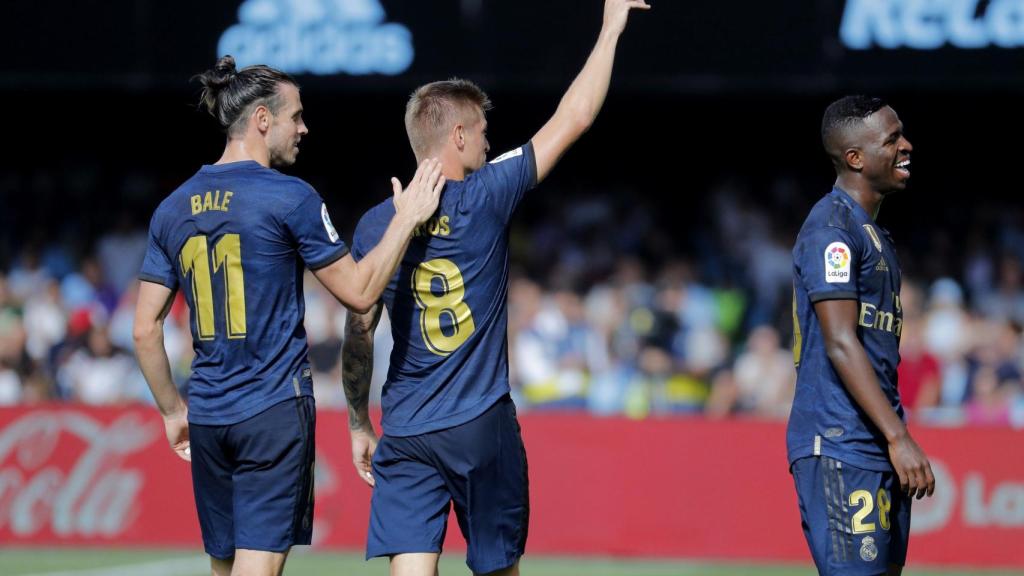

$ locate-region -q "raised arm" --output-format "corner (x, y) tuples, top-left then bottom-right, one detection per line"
(530, 0), (650, 183)
(342, 303), (383, 487)
(814, 299), (934, 499)
(133, 280), (191, 462)
(314, 159), (444, 313)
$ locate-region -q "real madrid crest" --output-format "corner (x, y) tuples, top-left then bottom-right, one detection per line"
(859, 535), (879, 562)
(863, 224), (883, 252)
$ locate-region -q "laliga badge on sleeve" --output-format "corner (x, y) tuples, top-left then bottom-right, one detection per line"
(824, 241), (852, 283)
(489, 147), (523, 165)
(321, 203), (340, 243)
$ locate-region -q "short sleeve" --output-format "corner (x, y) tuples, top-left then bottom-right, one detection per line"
(475, 141), (538, 223)
(138, 210), (179, 290)
(283, 186), (349, 270)
(351, 207), (386, 263)
(795, 226), (861, 302)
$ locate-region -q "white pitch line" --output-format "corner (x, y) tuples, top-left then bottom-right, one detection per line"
(23, 556), (209, 576)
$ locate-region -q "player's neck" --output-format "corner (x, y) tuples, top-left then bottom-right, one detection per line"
(442, 164), (467, 181)
(422, 145), (468, 181)
(216, 137), (271, 168)
(834, 178), (884, 220)
(427, 153), (466, 181)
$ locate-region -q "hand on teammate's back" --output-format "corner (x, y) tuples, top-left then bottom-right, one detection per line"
(392, 158), (445, 226)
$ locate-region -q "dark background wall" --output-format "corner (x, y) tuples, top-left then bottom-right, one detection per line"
(2, 0), (1023, 279)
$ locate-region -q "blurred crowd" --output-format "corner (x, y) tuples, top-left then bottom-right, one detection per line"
(1, 184), (1023, 428)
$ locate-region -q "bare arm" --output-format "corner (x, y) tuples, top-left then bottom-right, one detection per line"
(133, 280), (190, 461)
(314, 159), (445, 313)
(342, 303), (383, 486)
(815, 299), (935, 499)
(530, 0), (650, 183)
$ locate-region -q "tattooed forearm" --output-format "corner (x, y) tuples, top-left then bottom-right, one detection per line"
(343, 304), (382, 430)
(342, 339), (372, 429)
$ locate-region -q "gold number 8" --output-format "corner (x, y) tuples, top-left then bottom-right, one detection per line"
(412, 259), (476, 356)
(877, 488), (891, 531)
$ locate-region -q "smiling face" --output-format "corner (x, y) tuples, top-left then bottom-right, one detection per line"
(855, 106), (913, 195)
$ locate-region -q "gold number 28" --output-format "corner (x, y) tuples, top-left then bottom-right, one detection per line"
(849, 488), (892, 534)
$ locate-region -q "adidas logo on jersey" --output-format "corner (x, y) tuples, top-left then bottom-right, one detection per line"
(219, 0), (414, 75)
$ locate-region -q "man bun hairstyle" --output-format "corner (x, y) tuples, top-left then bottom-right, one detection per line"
(194, 55), (298, 137)
(405, 78), (492, 159)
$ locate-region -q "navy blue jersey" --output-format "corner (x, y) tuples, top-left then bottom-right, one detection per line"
(352, 143), (537, 436)
(140, 161), (349, 425)
(788, 187), (904, 472)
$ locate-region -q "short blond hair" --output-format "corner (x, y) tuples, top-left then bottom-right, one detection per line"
(404, 78), (492, 159)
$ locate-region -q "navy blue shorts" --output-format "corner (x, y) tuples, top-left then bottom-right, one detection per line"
(791, 456), (912, 576)
(189, 396), (316, 559)
(367, 395), (529, 574)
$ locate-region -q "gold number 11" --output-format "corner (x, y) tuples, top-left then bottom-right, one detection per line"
(179, 234), (247, 340)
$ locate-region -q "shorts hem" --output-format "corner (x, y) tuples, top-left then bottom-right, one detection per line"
(234, 541), (303, 554)
(204, 545), (234, 560)
(366, 544), (443, 561)
(824, 564), (899, 576)
(468, 554), (522, 575)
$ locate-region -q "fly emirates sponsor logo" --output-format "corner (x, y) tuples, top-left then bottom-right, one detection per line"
(858, 293), (903, 337)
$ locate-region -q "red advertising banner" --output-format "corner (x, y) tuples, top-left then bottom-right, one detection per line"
(1, 405), (1021, 568)
(0, 406), (198, 545)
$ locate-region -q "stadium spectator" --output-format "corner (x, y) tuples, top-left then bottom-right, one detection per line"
(705, 325), (795, 419)
(3, 144), (1024, 434)
(976, 255), (1024, 324)
(897, 282), (941, 413)
(58, 323), (143, 404)
(516, 286), (608, 408)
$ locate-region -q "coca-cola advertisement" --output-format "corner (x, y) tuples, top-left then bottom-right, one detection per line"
(0, 407), (198, 544)
(0, 406), (370, 549)
(2, 406), (1022, 568)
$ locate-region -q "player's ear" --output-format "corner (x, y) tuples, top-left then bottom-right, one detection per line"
(844, 148), (863, 172)
(254, 105), (270, 134)
(453, 123), (465, 151)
